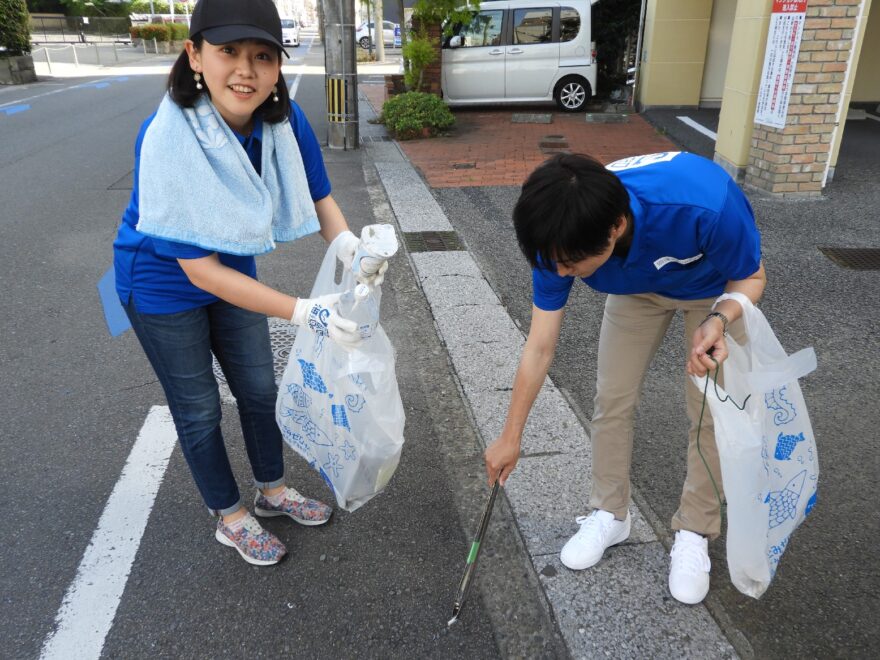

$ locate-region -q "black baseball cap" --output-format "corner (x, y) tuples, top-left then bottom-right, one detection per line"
(189, 0), (289, 57)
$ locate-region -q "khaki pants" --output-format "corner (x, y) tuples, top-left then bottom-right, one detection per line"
(588, 293), (743, 540)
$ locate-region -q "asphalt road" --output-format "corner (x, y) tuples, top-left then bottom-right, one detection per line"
(429, 114), (880, 658)
(0, 41), (563, 659)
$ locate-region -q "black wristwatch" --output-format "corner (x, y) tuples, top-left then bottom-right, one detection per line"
(702, 311), (729, 335)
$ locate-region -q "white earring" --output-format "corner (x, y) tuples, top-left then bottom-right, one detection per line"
(194, 72), (203, 90)
(272, 85), (279, 102)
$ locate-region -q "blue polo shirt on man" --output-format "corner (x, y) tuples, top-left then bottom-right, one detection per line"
(113, 100), (331, 314)
(532, 152), (762, 311)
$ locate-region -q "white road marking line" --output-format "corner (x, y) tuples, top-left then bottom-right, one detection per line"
(0, 77), (115, 109)
(287, 35), (316, 99)
(676, 115), (718, 141)
(40, 406), (178, 660)
(866, 113), (880, 123)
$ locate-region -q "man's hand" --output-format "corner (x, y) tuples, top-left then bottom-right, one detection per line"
(484, 436), (522, 486)
(292, 293), (363, 350)
(688, 315), (727, 377)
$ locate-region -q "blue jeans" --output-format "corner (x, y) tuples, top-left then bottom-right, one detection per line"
(125, 299), (284, 516)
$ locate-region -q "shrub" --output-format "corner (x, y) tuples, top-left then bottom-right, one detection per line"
(0, 0), (30, 56)
(381, 92), (454, 140)
(130, 1), (189, 13)
(401, 33), (436, 92)
(169, 22), (189, 41)
(139, 24), (171, 42)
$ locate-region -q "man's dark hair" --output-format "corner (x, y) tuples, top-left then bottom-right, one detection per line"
(167, 36), (290, 124)
(513, 153), (631, 269)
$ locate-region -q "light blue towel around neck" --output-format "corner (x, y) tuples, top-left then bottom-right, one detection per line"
(136, 94), (320, 256)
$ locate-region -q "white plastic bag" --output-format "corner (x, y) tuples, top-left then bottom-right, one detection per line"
(276, 234), (406, 512)
(693, 292), (818, 598)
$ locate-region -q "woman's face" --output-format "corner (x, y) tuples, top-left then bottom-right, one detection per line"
(186, 38), (281, 133)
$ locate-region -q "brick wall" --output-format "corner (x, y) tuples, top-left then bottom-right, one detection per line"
(745, 0), (862, 196)
(410, 18), (443, 96)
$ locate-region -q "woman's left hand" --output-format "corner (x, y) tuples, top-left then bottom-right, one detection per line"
(688, 316), (727, 377)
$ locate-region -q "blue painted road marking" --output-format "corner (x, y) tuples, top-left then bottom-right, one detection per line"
(1, 104), (30, 116)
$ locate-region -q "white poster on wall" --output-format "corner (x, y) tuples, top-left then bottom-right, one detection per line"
(754, 1), (809, 129)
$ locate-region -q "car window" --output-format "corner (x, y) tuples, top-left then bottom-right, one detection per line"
(512, 8), (553, 45)
(560, 8), (580, 42)
(458, 10), (504, 48)
(384, 21), (395, 30)
(280, 20), (296, 28)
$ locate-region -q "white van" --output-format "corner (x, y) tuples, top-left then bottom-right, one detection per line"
(441, 0), (598, 112)
(280, 17), (300, 47)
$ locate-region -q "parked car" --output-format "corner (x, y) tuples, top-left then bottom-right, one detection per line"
(280, 17), (300, 47)
(441, 0), (598, 112)
(355, 20), (399, 49)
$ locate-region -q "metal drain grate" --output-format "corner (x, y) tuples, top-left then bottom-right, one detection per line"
(360, 135), (393, 143)
(818, 247), (880, 270)
(212, 318), (296, 387)
(403, 230), (465, 252)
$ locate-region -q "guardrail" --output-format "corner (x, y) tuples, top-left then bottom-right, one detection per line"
(30, 39), (162, 73)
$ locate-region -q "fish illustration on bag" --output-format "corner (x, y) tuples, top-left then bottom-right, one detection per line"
(765, 470), (806, 529)
(774, 431), (806, 460)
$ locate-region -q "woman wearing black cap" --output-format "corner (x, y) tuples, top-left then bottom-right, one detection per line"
(112, 0), (387, 565)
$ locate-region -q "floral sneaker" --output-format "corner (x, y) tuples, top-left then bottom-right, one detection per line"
(253, 487), (333, 526)
(215, 513), (287, 566)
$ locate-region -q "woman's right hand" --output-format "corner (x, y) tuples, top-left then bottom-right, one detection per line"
(484, 436), (522, 487)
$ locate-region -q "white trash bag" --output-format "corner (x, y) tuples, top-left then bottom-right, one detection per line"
(693, 292), (818, 599)
(276, 233), (405, 512)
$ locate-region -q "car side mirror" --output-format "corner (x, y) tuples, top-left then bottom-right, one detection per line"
(449, 35), (463, 48)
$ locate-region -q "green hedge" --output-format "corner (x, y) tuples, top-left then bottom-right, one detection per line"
(130, 23), (191, 42)
(0, 0), (30, 56)
(381, 92), (454, 140)
(130, 1), (190, 13)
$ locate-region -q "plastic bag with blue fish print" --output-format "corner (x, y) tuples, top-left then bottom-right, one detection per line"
(276, 232), (405, 512)
(691, 292), (818, 599)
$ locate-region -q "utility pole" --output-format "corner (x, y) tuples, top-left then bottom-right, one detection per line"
(374, 0), (385, 63)
(323, 0), (359, 149)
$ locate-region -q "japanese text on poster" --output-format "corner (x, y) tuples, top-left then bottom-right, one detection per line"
(754, 1), (808, 129)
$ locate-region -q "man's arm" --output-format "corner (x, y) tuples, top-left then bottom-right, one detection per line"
(688, 261), (767, 376)
(485, 306), (565, 485)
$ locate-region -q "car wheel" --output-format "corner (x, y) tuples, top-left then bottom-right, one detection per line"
(554, 76), (590, 112)
(358, 37), (371, 49)
(294, 43), (300, 47)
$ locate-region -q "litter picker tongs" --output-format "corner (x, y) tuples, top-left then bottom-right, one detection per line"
(448, 481), (500, 626)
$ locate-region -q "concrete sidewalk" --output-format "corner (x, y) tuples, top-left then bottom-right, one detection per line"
(358, 85), (740, 658)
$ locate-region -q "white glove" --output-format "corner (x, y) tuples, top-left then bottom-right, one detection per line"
(291, 293), (362, 350)
(335, 230), (360, 270)
(334, 230), (390, 288)
(356, 258), (389, 288)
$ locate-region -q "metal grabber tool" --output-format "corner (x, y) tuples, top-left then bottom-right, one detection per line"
(448, 481), (500, 627)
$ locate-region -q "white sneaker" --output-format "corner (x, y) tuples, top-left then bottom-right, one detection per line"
(560, 509), (631, 570)
(669, 530), (711, 604)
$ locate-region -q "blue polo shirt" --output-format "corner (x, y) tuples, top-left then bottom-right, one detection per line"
(113, 100), (331, 314)
(532, 152), (761, 311)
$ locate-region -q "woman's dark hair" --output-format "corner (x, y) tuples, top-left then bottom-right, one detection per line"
(513, 153), (631, 269)
(167, 35), (290, 123)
